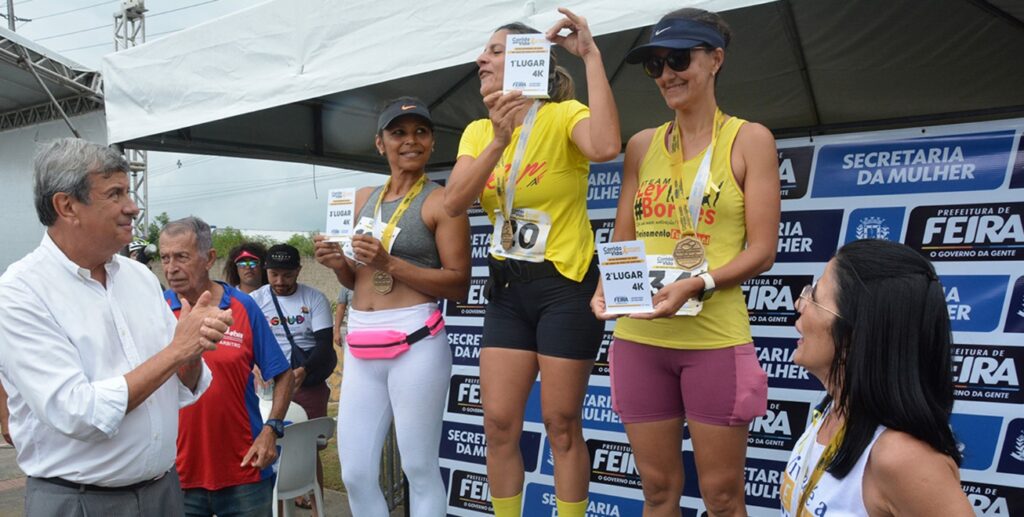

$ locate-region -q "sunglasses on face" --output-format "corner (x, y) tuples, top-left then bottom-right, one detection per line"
(642, 47), (710, 79)
(795, 283), (845, 320)
(235, 260), (260, 269)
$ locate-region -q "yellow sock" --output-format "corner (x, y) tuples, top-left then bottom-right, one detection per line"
(491, 492), (522, 517)
(556, 497), (588, 517)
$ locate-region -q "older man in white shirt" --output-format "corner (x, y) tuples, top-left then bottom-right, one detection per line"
(0, 138), (232, 517)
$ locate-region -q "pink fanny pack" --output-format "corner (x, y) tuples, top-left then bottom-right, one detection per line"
(346, 310), (445, 360)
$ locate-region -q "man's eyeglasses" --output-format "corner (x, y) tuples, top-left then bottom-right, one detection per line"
(795, 283), (844, 320)
(642, 47), (711, 79)
(235, 260), (260, 269)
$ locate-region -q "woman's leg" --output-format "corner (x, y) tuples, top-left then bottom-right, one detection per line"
(337, 349), (394, 517)
(388, 331), (452, 517)
(537, 355), (594, 503)
(480, 348), (538, 499)
(624, 418), (685, 517)
(688, 422), (749, 517)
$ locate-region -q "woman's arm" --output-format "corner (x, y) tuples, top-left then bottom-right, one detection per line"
(443, 93), (530, 217)
(864, 430), (974, 517)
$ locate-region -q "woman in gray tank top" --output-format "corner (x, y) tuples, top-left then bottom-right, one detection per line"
(314, 97), (470, 517)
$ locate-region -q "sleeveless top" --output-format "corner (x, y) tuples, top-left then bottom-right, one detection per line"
(457, 100), (594, 282)
(780, 406), (887, 517)
(613, 115), (753, 349)
(357, 180), (442, 269)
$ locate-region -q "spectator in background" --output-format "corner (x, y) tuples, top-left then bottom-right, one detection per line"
(224, 242), (269, 295)
(160, 216), (293, 517)
(333, 285), (354, 347)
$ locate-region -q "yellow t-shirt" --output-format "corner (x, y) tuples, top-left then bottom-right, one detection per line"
(457, 100), (594, 282)
(613, 115), (753, 349)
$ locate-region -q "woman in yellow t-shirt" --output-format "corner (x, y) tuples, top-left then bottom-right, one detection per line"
(591, 8), (780, 516)
(442, 8), (620, 517)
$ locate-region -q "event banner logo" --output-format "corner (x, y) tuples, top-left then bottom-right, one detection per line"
(1004, 276), (1024, 334)
(526, 383), (623, 433)
(843, 206), (905, 244)
(448, 469), (492, 514)
(950, 413), (1003, 471)
(470, 225), (491, 267)
(741, 275), (812, 326)
(962, 480), (1024, 517)
(592, 331), (612, 376)
(940, 275), (1009, 333)
(997, 418), (1024, 475)
(447, 325), (482, 367)
(586, 439), (642, 489)
(952, 344), (1022, 404)
(776, 210), (843, 262)
(754, 338), (823, 391)
(524, 483), (643, 517)
(811, 130), (1014, 197)
(591, 218), (615, 251)
(748, 399), (810, 451)
(440, 421), (540, 471)
(445, 277), (489, 317)
(743, 457), (787, 509)
(588, 162), (623, 210)
(447, 375), (483, 417)
(905, 202), (1024, 261)
(778, 145), (813, 200)
(1010, 135), (1024, 189)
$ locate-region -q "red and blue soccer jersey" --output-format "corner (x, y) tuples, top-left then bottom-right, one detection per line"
(165, 282), (290, 490)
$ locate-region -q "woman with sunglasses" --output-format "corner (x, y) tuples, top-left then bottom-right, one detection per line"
(591, 8), (779, 516)
(223, 242), (268, 294)
(783, 239), (972, 516)
(314, 98), (470, 517)
(442, 8), (620, 517)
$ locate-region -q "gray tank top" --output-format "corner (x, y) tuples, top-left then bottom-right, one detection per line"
(357, 180), (442, 269)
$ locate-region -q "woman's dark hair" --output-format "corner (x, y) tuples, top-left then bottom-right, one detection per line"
(223, 241), (268, 288)
(496, 23), (575, 102)
(824, 239), (960, 477)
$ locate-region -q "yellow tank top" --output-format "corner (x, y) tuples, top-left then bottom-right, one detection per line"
(613, 115), (753, 349)
(457, 100), (594, 282)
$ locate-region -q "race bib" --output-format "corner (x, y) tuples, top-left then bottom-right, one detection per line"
(490, 208), (552, 262)
(648, 254), (706, 316)
(343, 216), (401, 263)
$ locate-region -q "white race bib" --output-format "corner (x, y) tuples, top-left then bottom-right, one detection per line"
(490, 208), (551, 262)
(648, 254), (707, 316)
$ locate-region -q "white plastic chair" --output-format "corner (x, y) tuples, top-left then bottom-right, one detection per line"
(273, 416), (336, 517)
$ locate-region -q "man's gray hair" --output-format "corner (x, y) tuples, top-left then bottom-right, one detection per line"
(161, 216), (214, 255)
(33, 138), (130, 226)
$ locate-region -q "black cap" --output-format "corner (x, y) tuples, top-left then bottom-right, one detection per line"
(625, 18), (726, 64)
(265, 244), (300, 270)
(376, 97), (433, 132)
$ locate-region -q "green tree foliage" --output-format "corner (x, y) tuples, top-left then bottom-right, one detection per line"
(286, 232), (316, 257)
(210, 227), (274, 258)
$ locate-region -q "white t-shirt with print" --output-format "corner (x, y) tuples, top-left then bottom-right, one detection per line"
(252, 283), (332, 361)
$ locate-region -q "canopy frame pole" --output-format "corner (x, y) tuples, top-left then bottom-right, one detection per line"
(778, 0), (820, 129)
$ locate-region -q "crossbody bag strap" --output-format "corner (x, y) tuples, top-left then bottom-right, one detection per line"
(269, 289), (300, 357)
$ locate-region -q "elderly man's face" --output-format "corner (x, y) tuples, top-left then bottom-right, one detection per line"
(78, 171), (138, 253)
(159, 232), (214, 300)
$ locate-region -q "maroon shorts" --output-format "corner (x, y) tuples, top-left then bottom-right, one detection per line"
(292, 382), (330, 419)
(609, 338), (768, 426)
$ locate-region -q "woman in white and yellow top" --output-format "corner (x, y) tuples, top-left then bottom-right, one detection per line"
(443, 8), (620, 517)
(591, 8), (779, 517)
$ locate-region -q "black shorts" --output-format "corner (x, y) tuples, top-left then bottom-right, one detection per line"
(482, 257), (604, 360)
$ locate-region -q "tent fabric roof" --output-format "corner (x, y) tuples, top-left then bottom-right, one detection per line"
(0, 27), (102, 132)
(102, 0), (1024, 173)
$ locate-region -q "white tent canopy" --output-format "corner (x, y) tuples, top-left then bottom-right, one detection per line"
(102, 0), (1024, 173)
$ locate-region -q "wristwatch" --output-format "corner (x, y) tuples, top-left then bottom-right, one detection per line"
(264, 419), (285, 438)
(697, 272), (716, 301)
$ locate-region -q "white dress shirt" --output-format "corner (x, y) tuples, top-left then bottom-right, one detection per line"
(0, 233), (211, 486)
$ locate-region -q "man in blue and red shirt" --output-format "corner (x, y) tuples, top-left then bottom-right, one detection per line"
(160, 216), (293, 517)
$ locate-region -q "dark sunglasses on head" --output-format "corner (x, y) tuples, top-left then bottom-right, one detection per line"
(642, 47), (711, 79)
(235, 260), (260, 269)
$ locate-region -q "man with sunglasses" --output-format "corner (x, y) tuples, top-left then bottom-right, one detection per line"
(590, 7), (780, 517)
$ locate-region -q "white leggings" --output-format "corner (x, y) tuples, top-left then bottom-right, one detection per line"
(337, 303), (451, 517)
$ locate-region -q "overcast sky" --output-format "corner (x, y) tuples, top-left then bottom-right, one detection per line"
(8, 0), (387, 235)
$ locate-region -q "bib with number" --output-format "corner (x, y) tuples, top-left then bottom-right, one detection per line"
(490, 208), (552, 262)
(647, 254), (705, 316)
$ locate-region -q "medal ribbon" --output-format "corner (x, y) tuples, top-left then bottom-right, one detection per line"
(373, 174), (427, 252)
(670, 109), (726, 238)
(497, 100), (541, 222)
(791, 402), (847, 517)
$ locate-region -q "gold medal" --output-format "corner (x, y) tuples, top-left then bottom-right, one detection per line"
(500, 220), (515, 250)
(372, 270), (394, 295)
(673, 235), (705, 270)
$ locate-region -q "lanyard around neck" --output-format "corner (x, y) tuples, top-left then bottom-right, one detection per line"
(497, 100), (541, 220)
(670, 108), (725, 236)
(373, 174), (427, 250)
